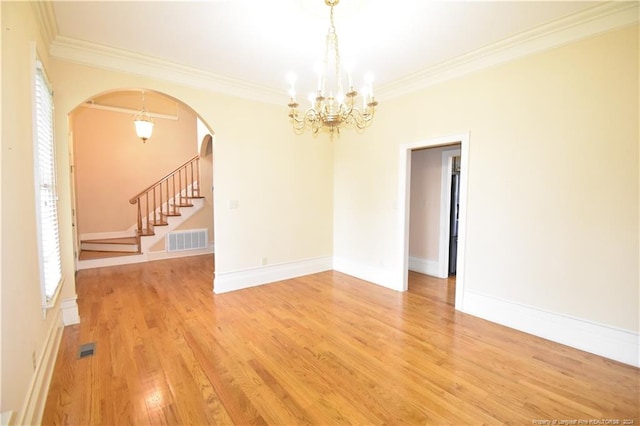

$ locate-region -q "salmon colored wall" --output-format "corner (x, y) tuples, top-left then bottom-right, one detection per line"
(149, 134), (214, 251)
(73, 97), (197, 236)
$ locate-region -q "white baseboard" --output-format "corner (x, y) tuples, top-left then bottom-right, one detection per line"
(146, 245), (213, 262)
(408, 256), (441, 277)
(333, 257), (401, 291)
(214, 256), (333, 294)
(60, 296), (80, 325)
(462, 290), (640, 367)
(1, 412), (14, 426)
(16, 309), (64, 425)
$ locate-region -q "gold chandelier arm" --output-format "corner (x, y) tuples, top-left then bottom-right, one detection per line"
(342, 106), (376, 130)
(289, 108), (307, 132)
(286, 0), (377, 136)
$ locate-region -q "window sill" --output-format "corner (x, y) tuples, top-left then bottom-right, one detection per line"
(41, 276), (64, 320)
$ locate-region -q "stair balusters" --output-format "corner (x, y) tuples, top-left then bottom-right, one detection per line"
(129, 155), (202, 237)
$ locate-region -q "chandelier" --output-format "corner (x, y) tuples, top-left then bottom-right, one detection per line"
(133, 90), (154, 143)
(287, 0), (378, 135)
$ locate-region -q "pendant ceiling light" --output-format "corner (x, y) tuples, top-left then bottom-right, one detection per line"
(133, 91), (154, 143)
(287, 0), (378, 135)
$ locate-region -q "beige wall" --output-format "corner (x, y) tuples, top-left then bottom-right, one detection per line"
(409, 146), (451, 261)
(73, 97), (198, 235)
(3, 3), (637, 417)
(2, 3), (334, 415)
(1, 1), (76, 417)
(0, 0), (3, 411)
(50, 60), (334, 273)
(334, 25), (639, 332)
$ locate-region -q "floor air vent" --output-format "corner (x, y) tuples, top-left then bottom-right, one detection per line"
(78, 342), (96, 359)
(167, 228), (208, 252)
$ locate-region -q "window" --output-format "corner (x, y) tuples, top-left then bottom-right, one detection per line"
(33, 56), (62, 307)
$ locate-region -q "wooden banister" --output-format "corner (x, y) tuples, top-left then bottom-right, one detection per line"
(129, 155), (202, 237)
(129, 155), (200, 203)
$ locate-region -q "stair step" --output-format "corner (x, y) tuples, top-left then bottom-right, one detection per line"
(81, 236), (139, 253)
(153, 210), (182, 219)
(185, 196), (205, 199)
(79, 250), (142, 261)
(138, 228), (155, 237)
(132, 194), (203, 243)
(82, 237), (138, 244)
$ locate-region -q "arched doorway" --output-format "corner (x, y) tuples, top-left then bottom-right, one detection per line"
(68, 88), (215, 271)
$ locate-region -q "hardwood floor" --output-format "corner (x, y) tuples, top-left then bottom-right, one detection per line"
(43, 255), (639, 425)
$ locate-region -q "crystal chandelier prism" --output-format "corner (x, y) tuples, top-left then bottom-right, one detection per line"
(287, 0), (378, 135)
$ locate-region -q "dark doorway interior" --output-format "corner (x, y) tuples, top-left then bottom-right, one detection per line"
(448, 156), (461, 276)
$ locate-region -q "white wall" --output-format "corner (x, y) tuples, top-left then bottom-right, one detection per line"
(334, 25), (639, 363)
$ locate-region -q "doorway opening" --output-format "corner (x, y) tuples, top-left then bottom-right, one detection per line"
(397, 132), (469, 310)
(67, 88), (215, 273)
(448, 153), (462, 276)
(407, 145), (461, 278)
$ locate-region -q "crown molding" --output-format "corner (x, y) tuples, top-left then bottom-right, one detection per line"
(31, 1), (58, 47)
(48, 2), (638, 105)
(378, 1), (639, 100)
(49, 36), (284, 105)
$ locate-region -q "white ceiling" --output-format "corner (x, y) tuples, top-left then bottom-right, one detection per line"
(51, 1), (601, 95)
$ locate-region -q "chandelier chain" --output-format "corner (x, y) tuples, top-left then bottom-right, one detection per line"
(326, 4), (342, 96)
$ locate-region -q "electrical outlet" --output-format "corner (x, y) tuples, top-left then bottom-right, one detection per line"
(32, 350), (36, 371)
(260, 257), (267, 266)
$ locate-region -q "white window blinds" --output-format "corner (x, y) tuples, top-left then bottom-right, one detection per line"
(34, 59), (62, 305)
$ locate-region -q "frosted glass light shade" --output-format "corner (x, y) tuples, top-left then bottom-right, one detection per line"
(133, 112), (154, 142)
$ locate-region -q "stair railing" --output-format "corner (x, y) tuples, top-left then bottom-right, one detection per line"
(129, 155), (201, 236)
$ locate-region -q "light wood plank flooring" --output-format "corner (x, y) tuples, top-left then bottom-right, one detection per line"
(43, 255), (639, 425)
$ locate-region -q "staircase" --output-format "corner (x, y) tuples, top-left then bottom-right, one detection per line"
(78, 155), (205, 268)
(79, 237), (140, 257)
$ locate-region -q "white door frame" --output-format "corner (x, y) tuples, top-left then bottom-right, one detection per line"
(396, 132), (470, 310)
(68, 129), (80, 271)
